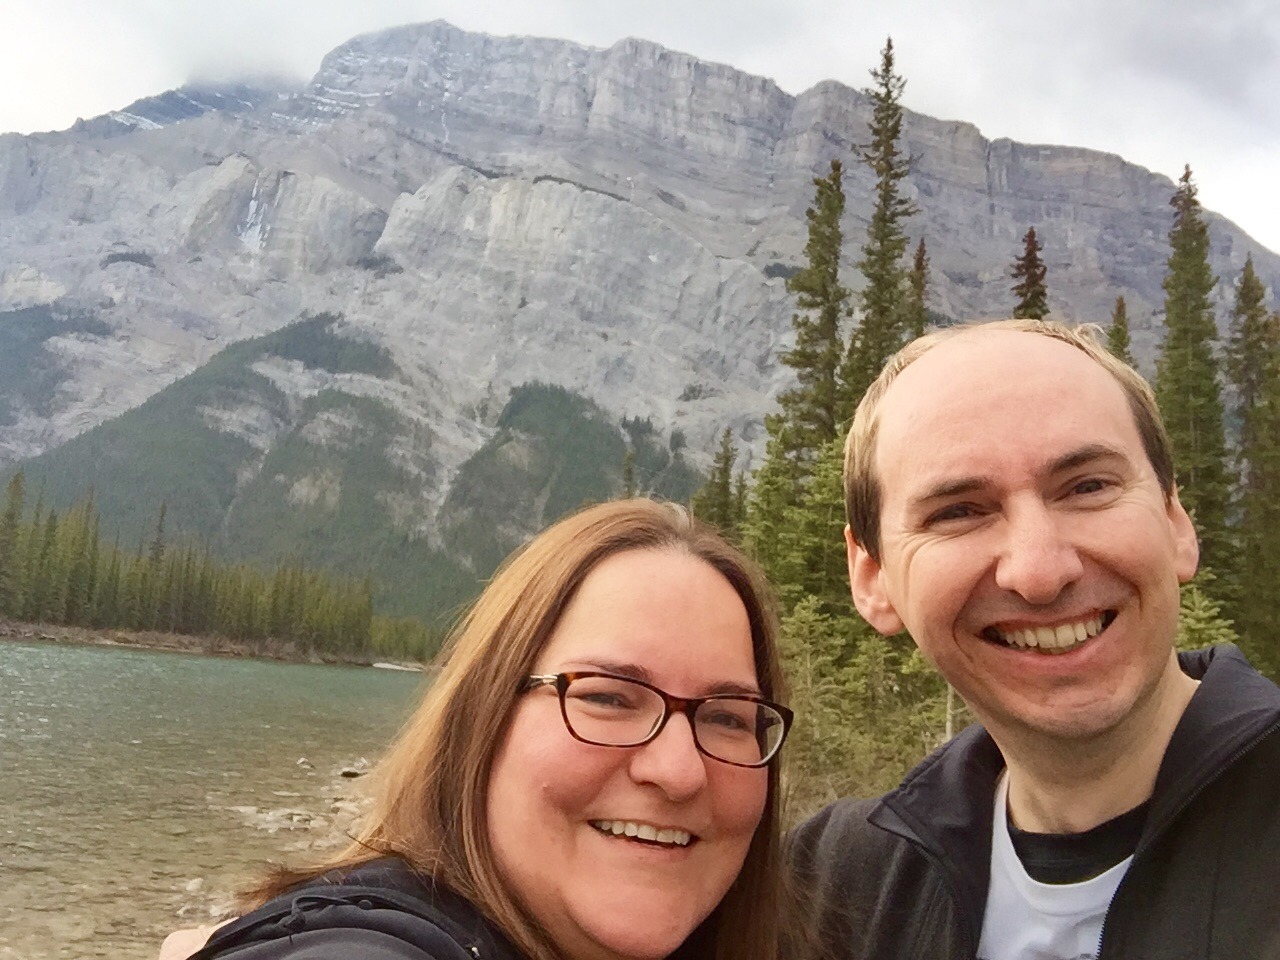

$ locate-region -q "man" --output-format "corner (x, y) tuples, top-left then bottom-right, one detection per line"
(790, 319), (1280, 959)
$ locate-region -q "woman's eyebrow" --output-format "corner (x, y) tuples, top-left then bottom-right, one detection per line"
(559, 659), (761, 696)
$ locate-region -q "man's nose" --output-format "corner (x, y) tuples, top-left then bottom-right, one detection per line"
(994, 503), (1084, 604)
(628, 712), (709, 801)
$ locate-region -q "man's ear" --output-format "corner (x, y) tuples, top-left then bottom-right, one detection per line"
(845, 524), (904, 636)
(1167, 487), (1200, 585)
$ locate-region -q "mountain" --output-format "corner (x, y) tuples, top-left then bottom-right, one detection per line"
(2, 20), (1276, 619)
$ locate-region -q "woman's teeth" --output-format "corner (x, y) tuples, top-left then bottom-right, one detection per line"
(590, 820), (693, 847)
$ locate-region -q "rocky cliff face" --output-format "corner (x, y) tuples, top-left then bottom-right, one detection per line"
(1, 20), (1276, 605)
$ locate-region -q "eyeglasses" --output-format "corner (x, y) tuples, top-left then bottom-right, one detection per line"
(523, 671), (792, 768)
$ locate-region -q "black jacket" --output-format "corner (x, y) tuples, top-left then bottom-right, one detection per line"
(191, 858), (525, 960)
(789, 646), (1280, 960)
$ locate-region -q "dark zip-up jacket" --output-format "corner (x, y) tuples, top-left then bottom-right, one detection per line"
(789, 646), (1280, 960)
(191, 858), (525, 960)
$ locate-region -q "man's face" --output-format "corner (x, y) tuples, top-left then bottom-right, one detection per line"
(847, 330), (1199, 744)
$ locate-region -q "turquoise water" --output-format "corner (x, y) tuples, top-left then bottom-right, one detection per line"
(0, 641), (424, 960)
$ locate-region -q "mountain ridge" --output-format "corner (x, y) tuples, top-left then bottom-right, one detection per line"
(2, 20), (1275, 617)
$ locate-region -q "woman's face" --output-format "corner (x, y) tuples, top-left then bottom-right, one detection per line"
(486, 547), (770, 960)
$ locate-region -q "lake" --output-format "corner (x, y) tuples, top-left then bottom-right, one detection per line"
(0, 640), (424, 960)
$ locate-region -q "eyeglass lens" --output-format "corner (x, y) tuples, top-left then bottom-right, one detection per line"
(561, 674), (786, 766)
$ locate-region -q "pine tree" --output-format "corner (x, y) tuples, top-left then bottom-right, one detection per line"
(777, 438), (857, 620)
(26, 511), (59, 622)
(1226, 255), (1270, 458)
(691, 428), (740, 539)
(1011, 226), (1049, 319)
(1155, 166), (1232, 583)
(0, 472), (25, 616)
(1232, 309), (1280, 676)
(1176, 569), (1239, 650)
(841, 36), (919, 407)
(904, 238), (929, 341)
(621, 448), (637, 497)
(779, 159), (851, 457)
(1107, 296), (1136, 366)
(741, 423), (802, 589)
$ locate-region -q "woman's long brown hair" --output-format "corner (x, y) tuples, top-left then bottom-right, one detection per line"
(241, 498), (789, 960)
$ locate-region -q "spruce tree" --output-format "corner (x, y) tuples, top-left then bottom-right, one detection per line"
(621, 448), (637, 497)
(778, 159), (851, 456)
(691, 428), (740, 539)
(1176, 569), (1239, 651)
(1155, 166), (1232, 582)
(1232, 309), (1280, 676)
(904, 238), (929, 341)
(1107, 296), (1136, 366)
(778, 437), (857, 620)
(1226, 255), (1270, 457)
(742, 424), (802, 591)
(1011, 226), (1049, 319)
(841, 36), (918, 407)
(0, 472), (25, 616)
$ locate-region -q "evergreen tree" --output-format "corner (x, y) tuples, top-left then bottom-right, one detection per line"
(148, 502), (168, 566)
(841, 36), (919, 407)
(1226, 255), (1270, 458)
(0, 472), (25, 616)
(1155, 166), (1232, 583)
(778, 159), (851, 457)
(691, 428), (740, 539)
(904, 238), (929, 341)
(1176, 569), (1239, 651)
(779, 595), (867, 811)
(26, 511), (59, 622)
(1107, 296), (1136, 366)
(1232, 309), (1280, 677)
(776, 438), (857, 619)
(621, 448), (637, 497)
(742, 423), (802, 589)
(1011, 226), (1049, 319)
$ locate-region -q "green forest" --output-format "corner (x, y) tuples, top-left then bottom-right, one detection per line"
(690, 39), (1279, 818)
(0, 480), (437, 661)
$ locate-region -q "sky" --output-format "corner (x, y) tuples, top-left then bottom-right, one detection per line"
(3, 0), (1278, 255)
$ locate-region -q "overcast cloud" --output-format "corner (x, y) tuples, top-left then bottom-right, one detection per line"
(3, 0), (1277, 257)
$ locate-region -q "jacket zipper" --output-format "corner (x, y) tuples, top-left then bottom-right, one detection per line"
(1094, 716), (1280, 959)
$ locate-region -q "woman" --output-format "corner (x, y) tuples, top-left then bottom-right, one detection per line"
(166, 498), (792, 960)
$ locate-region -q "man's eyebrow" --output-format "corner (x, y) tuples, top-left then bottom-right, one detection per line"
(909, 476), (988, 508)
(1046, 443), (1128, 474)
(906, 444), (1129, 509)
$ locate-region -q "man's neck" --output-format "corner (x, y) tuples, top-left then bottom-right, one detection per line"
(997, 660), (1200, 835)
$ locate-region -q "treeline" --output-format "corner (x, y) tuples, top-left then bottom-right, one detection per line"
(0, 474), (439, 661)
(692, 38), (1278, 819)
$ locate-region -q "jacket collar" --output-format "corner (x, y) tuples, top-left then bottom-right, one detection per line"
(867, 645), (1280, 940)
(1143, 645), (1280, 845)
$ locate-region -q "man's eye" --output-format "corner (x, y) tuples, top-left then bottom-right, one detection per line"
(927, 503), (975, 524)
(1071, 478), (1108, 496)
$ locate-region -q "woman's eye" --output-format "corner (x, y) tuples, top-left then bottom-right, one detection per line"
(575, 691), (633, 710)
(701, 708), (752, 733)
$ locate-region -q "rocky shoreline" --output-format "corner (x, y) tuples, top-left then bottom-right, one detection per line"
(173, 756), (378, 926)
(0, 618), (421, 669)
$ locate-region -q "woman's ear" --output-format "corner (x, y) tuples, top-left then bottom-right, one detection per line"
(845, 525), (904, 636)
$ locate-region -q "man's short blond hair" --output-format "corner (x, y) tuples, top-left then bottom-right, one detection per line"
(842, 318), (1176, 562)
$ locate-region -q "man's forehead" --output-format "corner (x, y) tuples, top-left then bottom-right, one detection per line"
(874, 330), (1132, 473)
(880, 329), (1113, 412)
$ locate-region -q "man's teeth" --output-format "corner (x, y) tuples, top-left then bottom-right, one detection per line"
(995, 616), (1104, 653)
(590, 820), (693, 847)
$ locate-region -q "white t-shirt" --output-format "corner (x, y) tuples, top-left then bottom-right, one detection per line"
(976, 772), (1131, 960)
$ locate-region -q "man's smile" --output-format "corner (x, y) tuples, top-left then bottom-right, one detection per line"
(981, 611), (1117, 654)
